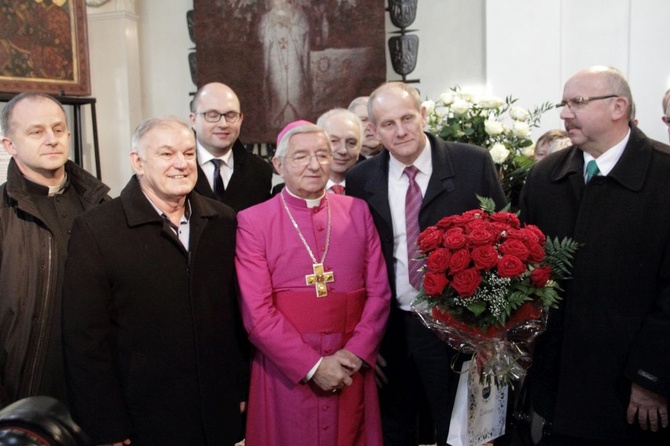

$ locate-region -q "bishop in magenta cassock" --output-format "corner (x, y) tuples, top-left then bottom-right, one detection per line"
(235, 120), (391, 446)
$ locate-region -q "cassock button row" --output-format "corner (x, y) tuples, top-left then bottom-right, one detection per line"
(323, 425), (330, 431)
(321, 247), (326, 251)
(317, 226), (324, 231)
(322, 405), (329, 411)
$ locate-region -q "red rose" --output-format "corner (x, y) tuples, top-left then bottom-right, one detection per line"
(505, 228), (532, 243)
(530, 266), (552, 288)
(467, 228), (496, 246)
(524, 224), (546, 244)
(499, 239), (530, 261)
(490, 221), (510, 239)
(417, 226), (444, 253)
(449, 248), (471, 273)
(527, 240), (546, 263)
(451, 267), (482, 297)
(423, 271), (449, 296)
(453, 209), (485, 226)
(443, 230), (467, 250)
(426, 248), (451, 272)
(466, 219), (490, 231)
(471, 245), (499, 270)
(497, 255), (526, 277)
(436, 215), (458, 230)
(490, 211), (520, 228)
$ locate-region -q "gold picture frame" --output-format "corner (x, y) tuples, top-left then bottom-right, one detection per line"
(0, 0), (91, 96)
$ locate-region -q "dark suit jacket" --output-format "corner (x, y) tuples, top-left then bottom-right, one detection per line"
(519, 126), (670, 441)
(62, 177), (247, 445)
(194, 139), (273, 211)
(347, 132), (506, 301)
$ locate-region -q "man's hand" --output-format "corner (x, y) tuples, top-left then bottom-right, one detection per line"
(374, 353), (388, 388)
(334, 349), (363, 375)
(312, 355), (353, 392)
(627, 382), (669, 432)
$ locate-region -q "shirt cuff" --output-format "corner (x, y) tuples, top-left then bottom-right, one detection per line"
(305, 357), (323, 381)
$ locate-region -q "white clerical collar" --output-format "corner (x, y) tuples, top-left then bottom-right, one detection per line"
(196, 141), (234, 169)
(583, 128), (630, 177)
(388, 136), (432, 181)
(284, 186), (325, 208)
(47, 173), (68, 196)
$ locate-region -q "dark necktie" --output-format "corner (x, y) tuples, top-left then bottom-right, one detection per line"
(404, 165), (424, 290)
(329, 184), (345, 195)
(211, 158), (226, 201)
(585, 160), (600, 183)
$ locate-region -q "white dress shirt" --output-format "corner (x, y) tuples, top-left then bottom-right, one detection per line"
(388, 139), (433, 310)
(197, 143), (234, 189)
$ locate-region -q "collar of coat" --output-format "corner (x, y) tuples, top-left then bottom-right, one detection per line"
(550, 125), (662, 192)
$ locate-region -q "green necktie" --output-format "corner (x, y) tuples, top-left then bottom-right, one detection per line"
(585, 160), (600, 183)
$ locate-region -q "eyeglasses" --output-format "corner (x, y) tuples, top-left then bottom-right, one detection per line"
(663, 116), (670, 127)
(555, 95), (618, 110)
(286, 152), (332, 167)
(198, 110), (242, 123)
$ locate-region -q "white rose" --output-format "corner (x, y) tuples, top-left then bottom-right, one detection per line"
(422, 100), (436, 115)
(489, 143), (510, 164)
(459, 91), (475, 102)
(439, 91), (455, 105)
(450, 99), (471, 116)
(484, 119), (504, 136)
(509, 106), (530, 121)
(512, 121), (531, 138)
(478, 96), (504, 109)
(522, 144), (535, 158)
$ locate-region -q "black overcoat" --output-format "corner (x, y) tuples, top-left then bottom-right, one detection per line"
(62, 177), (247, 445)
(520, 126), (670, 441)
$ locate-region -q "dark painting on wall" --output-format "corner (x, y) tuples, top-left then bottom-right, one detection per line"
(194, 0), (386, 144)
(0, 0), (91, 96)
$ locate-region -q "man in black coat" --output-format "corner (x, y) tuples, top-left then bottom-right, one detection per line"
(190, 82), (273, 211)
(346, 82), (506, 445)
(62, 117), (247, 445)
(520, 66), (670, 445)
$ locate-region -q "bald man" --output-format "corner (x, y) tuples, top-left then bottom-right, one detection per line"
(190, 82), (273, 211)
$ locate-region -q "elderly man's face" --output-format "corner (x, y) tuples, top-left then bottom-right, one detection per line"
(370, 87), (427, 165)
(190, 84), (243, 157)
(320, 115), (360, 178)
(350, 102), (381, 156)
(1, 97), (70, 185)
(559, 73), (621, 155)
(273, 132), (331, 199)
(131, 123), (197, 203)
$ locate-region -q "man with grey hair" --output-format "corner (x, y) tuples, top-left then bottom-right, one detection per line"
(62, 116), (248, 445)
(348, 96), (384, 158)
(662, 88), (670, 142)
(521, 66), (670, 444)
(316, 108), (363, 194)
(0, 92), (109, 409)
(235, 120), (390, 445)
(347, 82), (506, 445)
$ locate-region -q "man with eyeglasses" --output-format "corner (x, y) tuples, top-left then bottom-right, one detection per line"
(662, 88), (670, 142)
(235, 120), (390, 445)
(520, 66), (670, 445)
(190, 82), (273, 211)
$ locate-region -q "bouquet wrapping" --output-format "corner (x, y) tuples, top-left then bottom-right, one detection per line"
(411, 197), (578, 386)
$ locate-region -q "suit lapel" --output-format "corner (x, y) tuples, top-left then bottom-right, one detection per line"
(423, 135), (455, 209)
(364, 152), (394, 234)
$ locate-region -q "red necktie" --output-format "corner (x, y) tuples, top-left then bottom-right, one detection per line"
(330, 184), (345, 195)
(404, 166), (423, 290)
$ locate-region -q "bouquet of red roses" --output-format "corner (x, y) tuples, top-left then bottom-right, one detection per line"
(412, 196), (578, 386)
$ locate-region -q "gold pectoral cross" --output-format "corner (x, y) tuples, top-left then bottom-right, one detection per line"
(305, 263), (334, 298)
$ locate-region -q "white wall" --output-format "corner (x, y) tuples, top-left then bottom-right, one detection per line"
(486, 0), (670, 144)
(86, 0), (670, 195)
